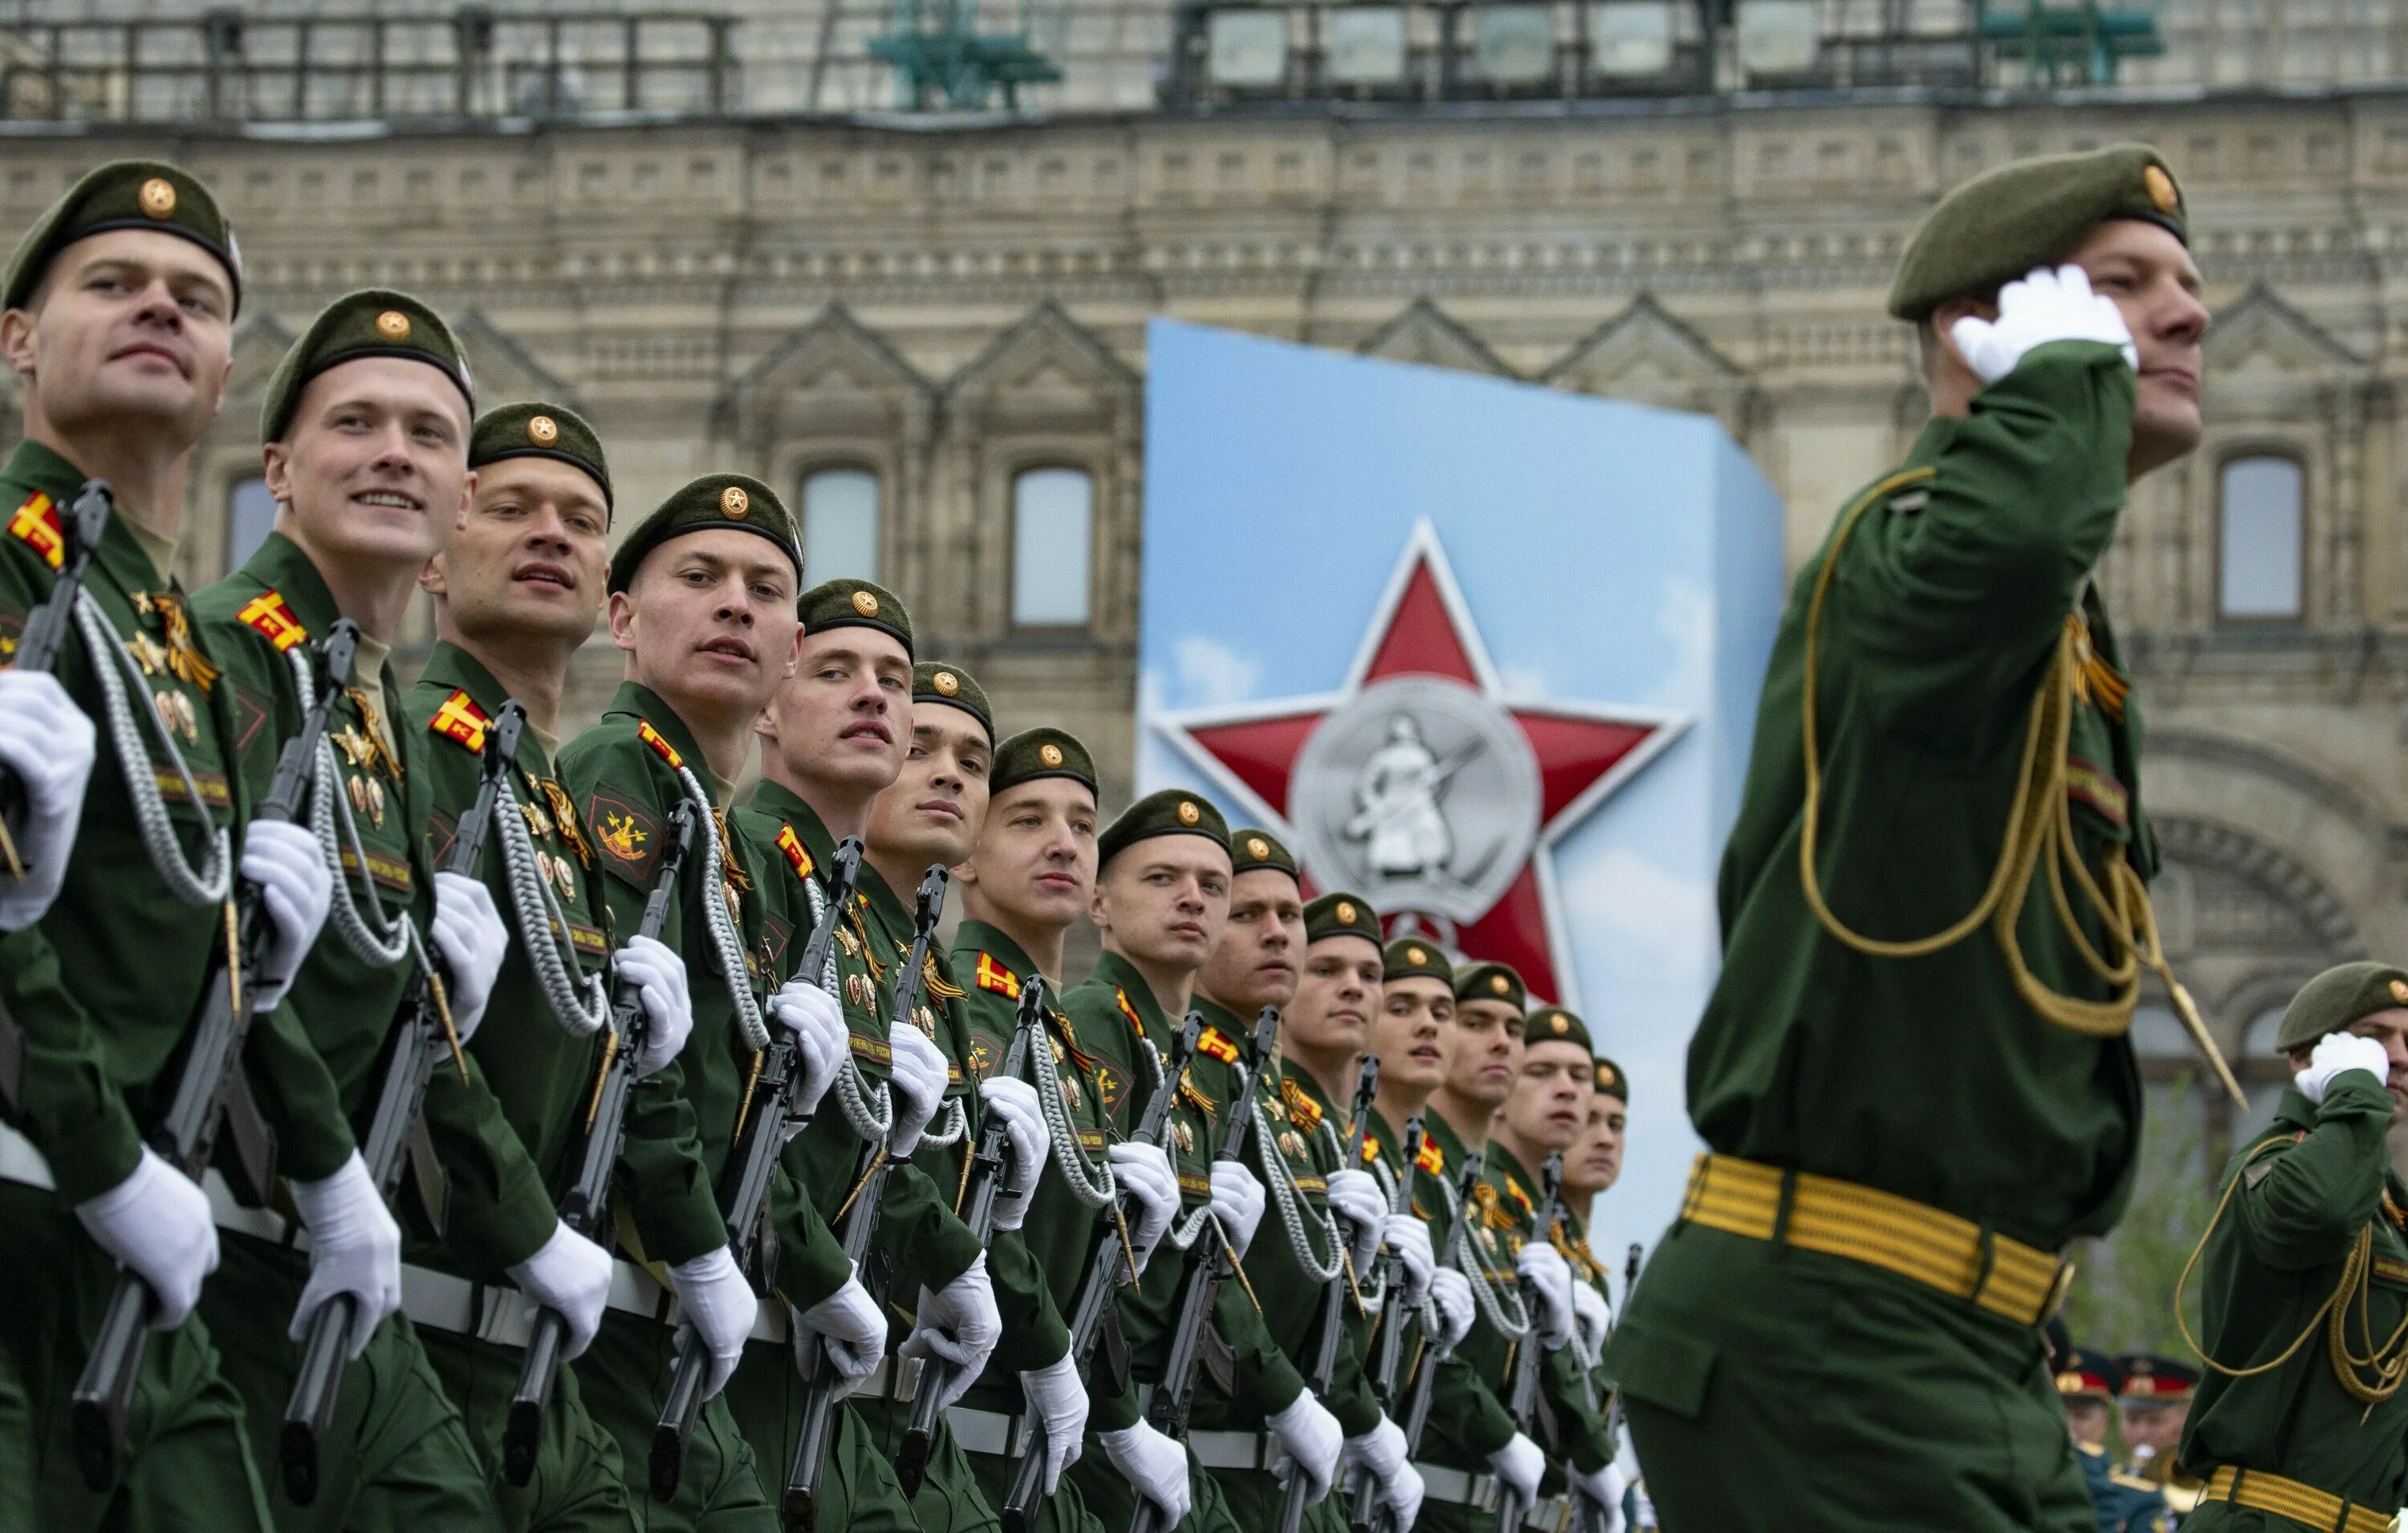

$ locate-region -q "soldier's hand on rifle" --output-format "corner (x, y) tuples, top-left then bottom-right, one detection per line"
(1267, 1392), (1344, 1504)
(72, 1146), (218, 1328)
(1018, 1351), (1088, 1491)
(1490, 1433), (1544, 1510)
(976, 1076), (1047, 1232)
(0, 669), (96, 929)
(610, 934), (693, 1076)
(1947, 263), (2135, 385)
(240, 819), (332, 1011)
(665, 1245), (757, 1399)
(1100, 1421), (1190, 1523)
(1571, 1281), (1611, 1368)
(1516, 1242), (1576, 1348)
(900, 1251), (1000, 1410)
(287, 1150), (403, 1357)
(1382, 1213), (1434, 1307)
(506, 1220), (615, 1360)
(1342, 1415), (1422, 1528)
(1106, 1141), (1178, 1275)
(1572, 1461), (1628, 1533)
(1324, 1168), (1385, 1274)
(2296, 1030), (2393, 1105)
(767, 977), (847, 1115)
(885, 1022), (949, 1157)
(1429, 1267), (1475, 1349)
(1208, 1160), (1265, 1260)
(793, 1265), (884, 1401)
(430, 870), (508, 1043)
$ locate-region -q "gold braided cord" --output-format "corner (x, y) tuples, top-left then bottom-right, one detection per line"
(2176, 1141), (2336, 1381)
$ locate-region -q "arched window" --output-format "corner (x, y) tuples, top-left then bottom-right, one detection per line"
(2218, 455), (2304, 620)
(1011, 466), (1093, 628)
(800, 468), (879, 584)
(227, 476), (278, 573)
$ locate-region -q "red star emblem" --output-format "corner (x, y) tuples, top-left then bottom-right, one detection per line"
(1155, 523), (1686, 1004)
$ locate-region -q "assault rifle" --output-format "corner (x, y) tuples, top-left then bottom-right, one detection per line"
(1494, 1151), (1564, 1533)
(1276, 1054), (1381, 1533)
(1347, 1113), (1426, 1533)
(1379, 1158), (1487, 1533)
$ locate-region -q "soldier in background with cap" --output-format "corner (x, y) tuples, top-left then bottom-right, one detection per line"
(2174, 962), (2408, 1533)
(2056, 1347), (2172, 1533)
(1609, 143), (2215, 1528)
(2115, 1355), (2199, 1516)
(1558, 1058), (1631, 1465)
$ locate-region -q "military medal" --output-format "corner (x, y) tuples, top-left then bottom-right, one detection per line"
(1173, 1119), (1196, 1154)
(347, 770), (387, 828)
(913, 1005), (936, 1039)
(1279, 1128), (1307, 1161)
(153, 688), (199, 744)
(131, 591), (219, 689)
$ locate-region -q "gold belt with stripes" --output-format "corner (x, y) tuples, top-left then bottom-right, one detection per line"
(2201, 1466), (2395, 1533)
(1678, 1153), (2072, 1325)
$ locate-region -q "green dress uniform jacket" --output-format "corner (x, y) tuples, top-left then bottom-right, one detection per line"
(1371, 1108), (1515, 1473)
(1476, 1141), (1615, 1478)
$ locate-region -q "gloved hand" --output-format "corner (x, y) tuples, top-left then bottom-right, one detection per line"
(900, 1253), (1000, 1410)
(0, 669), (96, 931)
(612, 933), (693, 1076)
(1342, 1415), (1421, 1527)
(1108, 1141), (1178, 1275)
(2297, 1031), (2394, 1105)
(1267, 1392), (1344, 1505)
(287, 1149), (402, 1358)
(1324, 1167), (1385, 1273)
(1572, 1462), (1628, 1533)
(1209, 1159), (1266, 1261)
(1018, 1352), (1088, 1493)
(1632, 1478), (1658, 1530)
(1572, 1280), (1612, 1368)
(666, 1245), (759, 1400)
(979, 1076), (1047, 1233)
(794, 1267), (885, 1400)
(74, 1146), (218, 1328)
(242, 818), (332, 1011)
(885, 1021), (948, 1157)
(1100, 1422), (1191, 1523)
(1516, 1241), (1576, 1348)
(1382, 1213), (1434, 1307)
(429, 869), (506, 1043)
(1948, 263), (2136, 384)
(1430, 1267), (1475, 1349)
(1489, 1433), (1544, 1511)
(506, 1219), (615, 1361)
(767, 978), (848, 1116)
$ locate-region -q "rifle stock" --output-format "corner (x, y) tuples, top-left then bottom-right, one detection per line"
(1275, 1055), (1380, 1533)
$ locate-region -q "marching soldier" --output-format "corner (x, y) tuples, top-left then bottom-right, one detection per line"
(0, 159), (341, 1530)
(1609, 144), (2214, 1528)
(1557, 1055), (1631, 1474)
(555, 474), (859, 1531)
(2056, 1347), (2170, 1533)
(2115, 1356), (2199, 1516)
(2175, 962), (2408, 1533)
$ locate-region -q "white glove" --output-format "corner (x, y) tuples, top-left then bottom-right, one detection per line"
(1018, 1352), (1088, 1493)
(74, 1146), (218, 1328)
(1108, 1141), (1178, 1274)
(1324, 1167), (1386, 1273)
(1517, 1241), (1576, 1348)
(1572, 1462), (1629, 1533)
(429, 869), (506, 1043)
(1343, 1415), (1421, 1527)
(1382, 1214), (1435, 1308)
(1948, 263), (2136, 384)
(666, 1245), (759, 1401)
(1209, 1159), (1266, 1261)
(506, 1219), (614, 1361)
(2297, 1031), (2394, 1105)
(978, 1076), (1047, 1234)
(885, 1021), (948, 1157)
(794, 1268), (885, 1399)
(241, 819), (332, 1011)
(287, 1150), (402, 1358)
(767, 978), (847, 1117)
(1633, 1479), (1658, 1530)
(1099, 1422), (1191, 1523)
(900, 1252), (1001, 1410)
(1489, 1433), (1544, 1510)
(1268, 1392), (1344, 1505)
(612, 933), (692, 1077)
(0, 669), (96, 931)
(1430, 1267), (1475, 1350)
(1572, 1281), (1612, 1368)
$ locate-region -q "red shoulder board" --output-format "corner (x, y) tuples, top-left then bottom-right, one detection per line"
(636, 720), (685, 771)
(1196, 1027), (1239, 1065)
(236, 591), (308, 653)
(774, 824), (814, 880)
(7, 493), (63, 571)
(427, 689), (490, 753)
(1361, 1137), (1381, 1165)
(974, 952), (1020, 999)
(1417, 1137), (1445, 1175)
(1115, 988), (1144, 1034)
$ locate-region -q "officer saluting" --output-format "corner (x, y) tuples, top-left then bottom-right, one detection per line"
(1608, 143), (2217, 1529)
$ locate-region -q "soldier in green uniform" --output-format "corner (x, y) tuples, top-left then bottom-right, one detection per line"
(0, 159), (349, 1533)
(2056, 1345), (2172, 1533)
(193, 288), (531, 1528)
(942, 729), (1182, 1533)
(556, 473), (860, 1531)
(2175, 962), (2408, 1533)
(1607, 144), (2215, 1530)
(1557, 1057), (1629, 1462)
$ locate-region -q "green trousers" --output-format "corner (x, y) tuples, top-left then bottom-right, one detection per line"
(1068, 1440), (1242, 1533)
(959, 1436), (1106, 1533)
(851, 1384), (1003, 1533)
(580, 1307), (776, 1532)
(0, 1184), (274, 1533)
(199, 1230), (497, 1531)
(417, 1320), (635, 1532)
(722, 1332), (919, 1533)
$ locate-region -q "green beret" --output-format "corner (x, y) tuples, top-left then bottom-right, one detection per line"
(262, 289), (474, 444)
(607, 472), (799, 597)
(2274, 961), (2408, 1053)
(991, 727), (1095, 796)
(913, 661), (992, 742)
(1454, 961), (1527, 1011)
(801, 578), (911, 658)
(1888, 143), (2186, 320)
(1304, 892), (1381, 949)
(1526, 1006), (1594, 1057)
(1384, 937), (1453, 986)
(1230, 828), (1298, 881)
(5, 160), (242, 315)
(1099, 789), (1230, 871)
(1592, 1056), (1627, 1103)
(470, 402), (611, 517)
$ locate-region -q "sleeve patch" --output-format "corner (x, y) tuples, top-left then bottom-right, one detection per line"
(586, 788), (661, 881)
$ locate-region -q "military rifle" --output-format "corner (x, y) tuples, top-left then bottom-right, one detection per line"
(70, 620), (359, 1494)
(282, 700), (525, 1503)
(503, 796), (698, 1484)
(650, 837), (861, 1501)
(1347, 1112), (1425, 1533)
(1494, 1150), (1564, 1533)
(1371, 1157), (1486, 1533)
(1276, 1054), (1380, 1533)
(1001, 1013), (1198, 1533)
